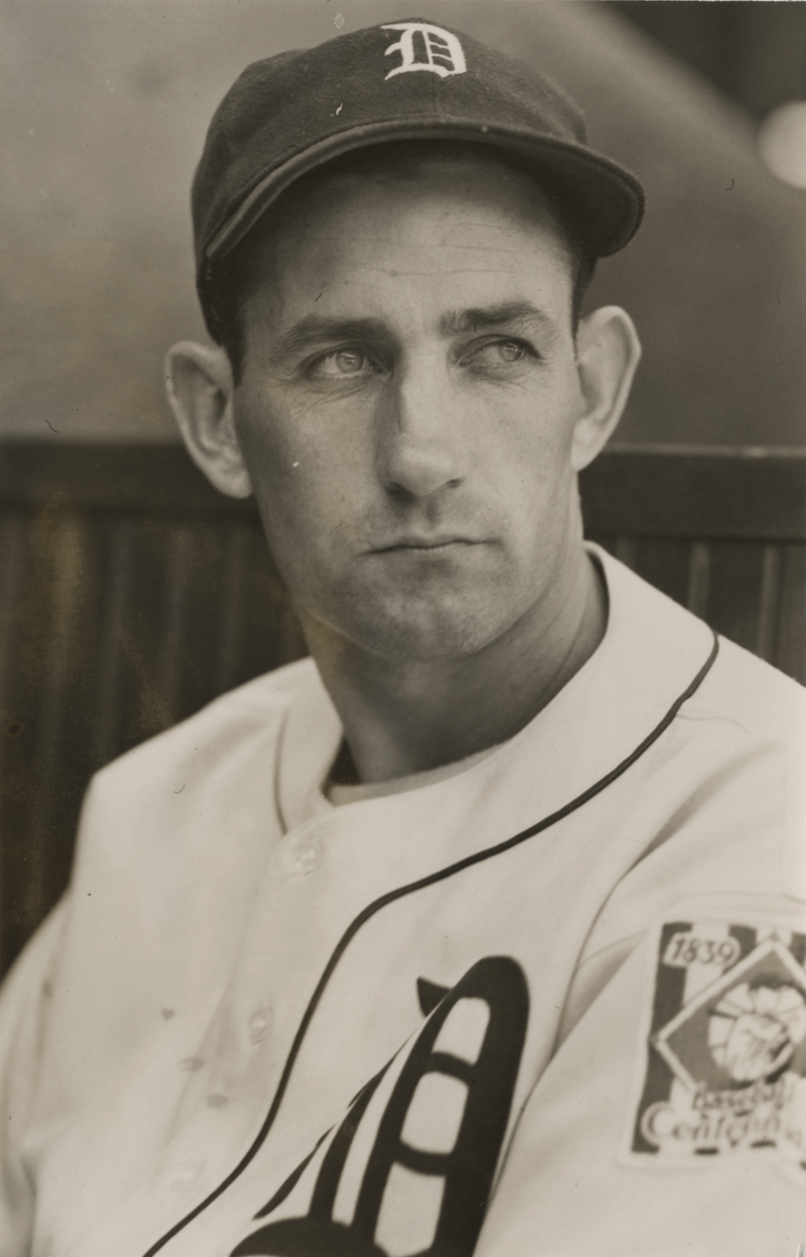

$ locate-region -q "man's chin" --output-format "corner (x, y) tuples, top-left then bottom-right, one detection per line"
(320, 596), (519, 664)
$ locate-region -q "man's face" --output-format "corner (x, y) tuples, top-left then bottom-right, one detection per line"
(232, 159), (589, 661)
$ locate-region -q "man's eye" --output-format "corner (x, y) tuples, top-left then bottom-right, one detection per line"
(309, 349), (380, 378)
(495, 340), (526, 362)
(461, 339), (532, 367)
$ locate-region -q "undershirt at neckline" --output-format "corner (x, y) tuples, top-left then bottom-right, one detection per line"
(325, 741), (501, 808)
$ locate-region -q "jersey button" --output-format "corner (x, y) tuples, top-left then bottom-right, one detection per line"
(165, 1159), (201, 1192)
(248, 1007), (272, 1045)
(296, 843), (320, 874)
(286, 838), (322, 875)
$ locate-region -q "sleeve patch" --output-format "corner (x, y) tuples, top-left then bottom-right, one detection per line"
(624, 917), (806, 1177)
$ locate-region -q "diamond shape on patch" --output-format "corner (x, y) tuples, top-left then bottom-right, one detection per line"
(654, 940), (806, 1094)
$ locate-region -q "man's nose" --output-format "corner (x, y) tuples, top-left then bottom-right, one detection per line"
(375, 359), (467, 499)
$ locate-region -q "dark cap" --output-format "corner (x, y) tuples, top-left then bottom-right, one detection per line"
(193, 16), (645, 301)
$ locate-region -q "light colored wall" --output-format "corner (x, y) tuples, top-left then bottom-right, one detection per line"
(0, 0), (803, 445)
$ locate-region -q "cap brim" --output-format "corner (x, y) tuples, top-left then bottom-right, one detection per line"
(205, 118), (645, 262)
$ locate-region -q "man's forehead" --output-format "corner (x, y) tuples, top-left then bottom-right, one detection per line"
(244, 217), (571, 352)
(234, 161), (577, 352)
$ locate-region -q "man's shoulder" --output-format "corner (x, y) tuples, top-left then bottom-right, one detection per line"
(687, 630), (805, 745)
(78, 657), (322, 852)
(63, 656), (323, 934)
(92, 655), (317, 792)
(598, 546), (805, 742)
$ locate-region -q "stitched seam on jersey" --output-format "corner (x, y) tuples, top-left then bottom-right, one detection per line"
(674, 709), (772, 736)
(141, 630), (720, 1257)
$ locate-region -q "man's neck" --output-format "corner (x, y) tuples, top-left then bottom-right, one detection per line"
(302, 550), (607, 786)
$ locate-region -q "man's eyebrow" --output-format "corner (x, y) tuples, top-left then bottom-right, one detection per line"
(272, 315), (390, 359)
(438, 302), (559, 338)
(270, 303), (560, 360)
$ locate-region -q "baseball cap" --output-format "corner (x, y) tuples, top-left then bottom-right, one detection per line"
(193, 16), (645, 301)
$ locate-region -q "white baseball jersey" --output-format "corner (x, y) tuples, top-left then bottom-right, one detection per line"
(1, 546), (805, 1257)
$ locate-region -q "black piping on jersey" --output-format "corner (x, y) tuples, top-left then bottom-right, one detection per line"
(142, 630), (719, 1257)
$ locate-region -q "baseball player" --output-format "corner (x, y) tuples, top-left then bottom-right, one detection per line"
(1, 17), (805, 1257)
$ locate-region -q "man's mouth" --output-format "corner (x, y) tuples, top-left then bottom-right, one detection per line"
(371, 536), (480, 553)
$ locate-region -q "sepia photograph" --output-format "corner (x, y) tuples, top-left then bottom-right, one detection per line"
(0, 2), (805, 1254)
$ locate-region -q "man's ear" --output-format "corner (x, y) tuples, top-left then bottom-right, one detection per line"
(570, 306), (642, 472)
(165, 341), (253, 499)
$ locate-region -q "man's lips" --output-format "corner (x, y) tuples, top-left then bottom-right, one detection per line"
(368, 536), (482, 553)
